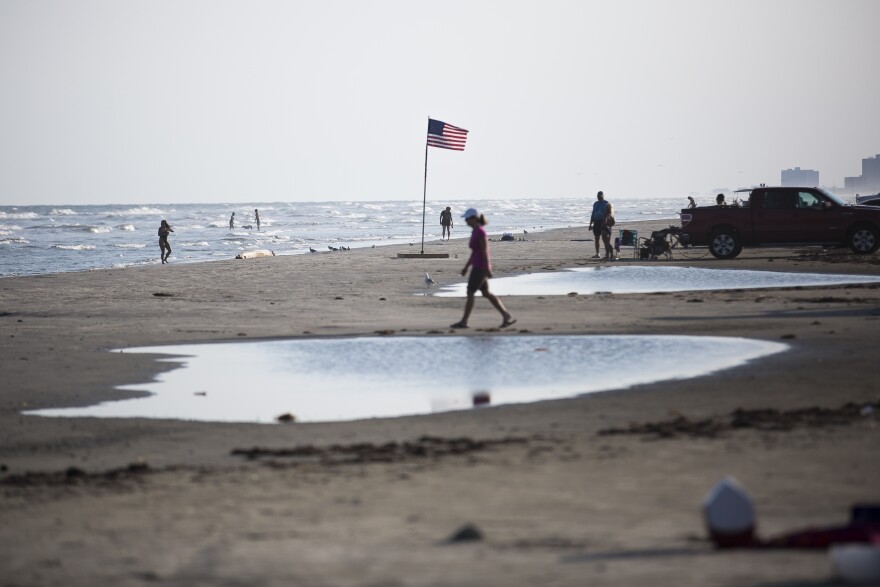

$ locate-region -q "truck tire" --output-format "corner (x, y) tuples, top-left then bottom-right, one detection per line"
(847, 224), (879, 254)
(708, 228), (742, 259)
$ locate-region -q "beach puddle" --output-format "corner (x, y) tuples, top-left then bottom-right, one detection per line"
(28, 335), (787, 424)
(432, 266), (880, 297)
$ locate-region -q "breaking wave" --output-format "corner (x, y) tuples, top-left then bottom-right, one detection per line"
(0, 211), (39, 220)
(51, 244), (97, 251)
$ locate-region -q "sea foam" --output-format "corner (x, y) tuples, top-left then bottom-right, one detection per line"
(51, 244), (97, 251)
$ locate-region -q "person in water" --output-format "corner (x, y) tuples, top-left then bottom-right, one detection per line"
(254, 209), (261, 231)
(229, 212), (235, 229)
(451, 208), (516, 329)
(158, 220), (173, 264)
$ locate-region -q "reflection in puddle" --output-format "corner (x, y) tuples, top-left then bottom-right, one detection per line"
(432, 266), (880, 297)
(28, 335), (787, 424)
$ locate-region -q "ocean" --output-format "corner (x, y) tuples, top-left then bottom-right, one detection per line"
(0, 197), (684, 277)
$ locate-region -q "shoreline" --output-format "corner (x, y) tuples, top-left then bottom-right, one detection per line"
(0, 218), (610, 280)
(3, 195), (689, 279)
(1, 219), (879, 586)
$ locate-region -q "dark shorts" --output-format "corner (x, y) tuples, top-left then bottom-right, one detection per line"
(467, 268), (490, 295)
(591, 224), (603, 237)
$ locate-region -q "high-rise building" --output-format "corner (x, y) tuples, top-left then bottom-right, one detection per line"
(863, 154), (880, 188)
(781, 167), (819, 187)
(844, 154), (880, 195)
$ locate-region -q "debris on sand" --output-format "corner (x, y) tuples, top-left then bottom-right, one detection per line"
(446, 523), (484, 543)
(598, 402), (879, 439)
(235, 250), (275, 259)
(1, 462), (151, 488)
(231, 435), (532, 465)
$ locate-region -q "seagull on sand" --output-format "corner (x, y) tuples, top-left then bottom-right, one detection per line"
(309, 247), (317, 253)
(328, 246), (338, 251)
(424, 272), (436, 288)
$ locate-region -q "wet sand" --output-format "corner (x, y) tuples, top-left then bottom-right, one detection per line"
(1, 220), (879, 586)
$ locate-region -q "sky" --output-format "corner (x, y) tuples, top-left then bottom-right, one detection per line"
(1, 0), (879, 206)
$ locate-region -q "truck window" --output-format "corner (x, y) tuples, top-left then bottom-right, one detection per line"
(797, 191), (823, 209)
(763, 190), (797, 209)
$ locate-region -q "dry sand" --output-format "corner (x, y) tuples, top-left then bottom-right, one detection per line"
(1, 221), (879, 586)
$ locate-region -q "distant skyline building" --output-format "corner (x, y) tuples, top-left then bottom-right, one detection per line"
(781, 167), (819, 187)
(844, 154), (880, 195)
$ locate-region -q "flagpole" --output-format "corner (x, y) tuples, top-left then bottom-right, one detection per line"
(420, 122), (429, 254)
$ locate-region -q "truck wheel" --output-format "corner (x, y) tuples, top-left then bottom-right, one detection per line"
(848, 224), (879, 254)
(708, 228), (742, 259)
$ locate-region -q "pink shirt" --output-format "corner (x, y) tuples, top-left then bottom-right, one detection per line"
(468, 225), (491, 271)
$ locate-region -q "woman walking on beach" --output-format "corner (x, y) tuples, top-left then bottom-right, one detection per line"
(451, 208), (516, 329)
(158, 220), (173, 264)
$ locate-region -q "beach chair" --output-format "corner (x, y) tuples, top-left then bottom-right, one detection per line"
(618, 229), (638, 258)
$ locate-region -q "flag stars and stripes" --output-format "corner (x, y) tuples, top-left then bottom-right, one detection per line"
(427, 118), (468, 151)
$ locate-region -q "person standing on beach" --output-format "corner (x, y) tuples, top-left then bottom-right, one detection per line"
(440, 206), (453, 240)
(158, 220), (173, 264)
(254, 209), (260, 231)
(451, 208), (516, 329)
(229, 212), (235, 229)
(602, 203), (616, 260)
(587, 190), (611, 259)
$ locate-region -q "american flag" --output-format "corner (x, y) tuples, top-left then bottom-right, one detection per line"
(426, 118), (468, 151)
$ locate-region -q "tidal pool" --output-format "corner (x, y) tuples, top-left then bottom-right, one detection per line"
(432, 266), (880, 297)
(28, 335), (787, 424)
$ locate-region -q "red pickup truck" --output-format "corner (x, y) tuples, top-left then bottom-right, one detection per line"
(679, 187), (880, 259)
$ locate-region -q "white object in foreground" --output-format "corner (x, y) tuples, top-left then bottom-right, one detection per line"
(702, 476), (756, 547)
(830, 544), (880, 584)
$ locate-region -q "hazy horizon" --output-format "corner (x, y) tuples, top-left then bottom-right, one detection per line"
(1, 193), (710, 208)
(2, 0), (878, 206)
